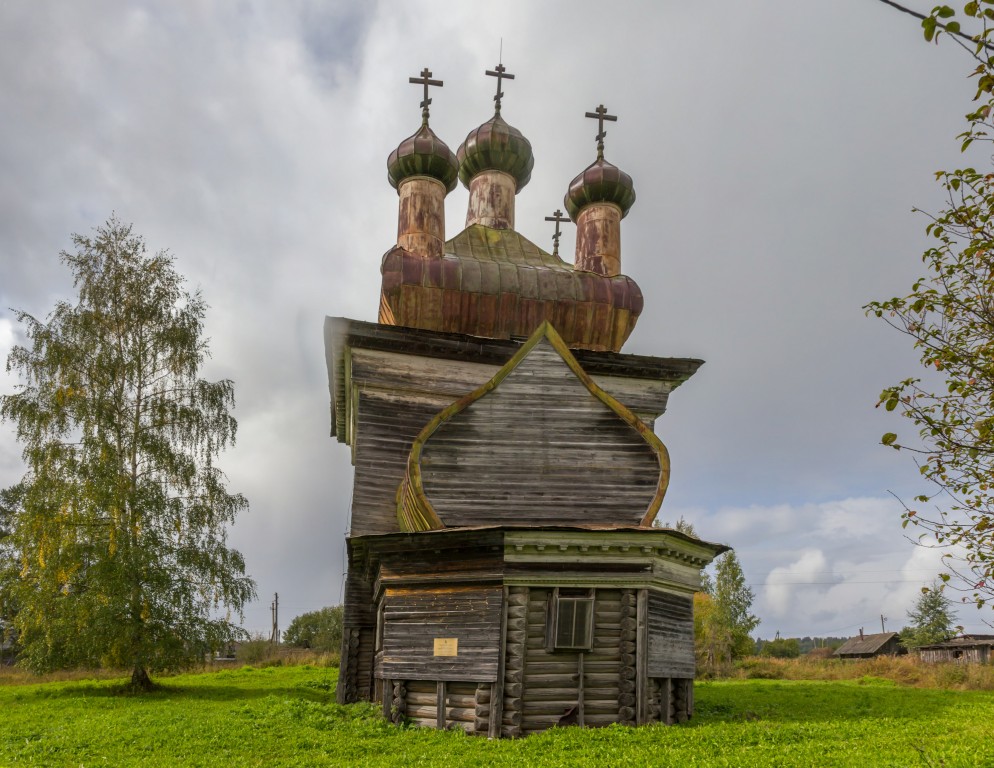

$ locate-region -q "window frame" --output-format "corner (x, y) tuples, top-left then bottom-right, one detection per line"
(546, 587), (595, 652)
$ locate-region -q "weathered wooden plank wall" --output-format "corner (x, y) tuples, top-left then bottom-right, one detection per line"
(646, 591), (695, 679)
(380, 585), (502, 682)
(337, 333), (689, 536)
(350, 393), (441, 535)
(419, 341), (661, 528)
(920, 645), (992, 664)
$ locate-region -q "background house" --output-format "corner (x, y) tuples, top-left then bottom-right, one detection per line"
(917, 635), (994, 664)
(833, 631), (903, 659)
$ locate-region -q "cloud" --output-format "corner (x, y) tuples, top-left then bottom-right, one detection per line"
(766, 549), (830, 617)
(0, 2), (988, 638)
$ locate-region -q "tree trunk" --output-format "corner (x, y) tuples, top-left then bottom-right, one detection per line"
(131, 665), (154, 692)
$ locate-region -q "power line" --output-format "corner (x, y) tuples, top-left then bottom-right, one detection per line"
(874, 0), (994, 51)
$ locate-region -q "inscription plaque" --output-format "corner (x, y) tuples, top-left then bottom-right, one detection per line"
(433, 638), (458, 657)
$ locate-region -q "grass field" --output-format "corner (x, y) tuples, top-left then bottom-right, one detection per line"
(2, 664), (993, 767)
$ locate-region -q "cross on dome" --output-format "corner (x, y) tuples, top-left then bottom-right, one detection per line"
(485, 63), (515, 115)
(585, 104), (618, 161)
(409, 67), (444, 124)
(544, 209), (569, 258)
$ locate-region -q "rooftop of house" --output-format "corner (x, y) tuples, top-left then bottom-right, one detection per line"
(834, 632), (899, 656)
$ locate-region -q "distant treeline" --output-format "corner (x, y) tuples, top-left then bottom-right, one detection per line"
(754, 637), (848, 656)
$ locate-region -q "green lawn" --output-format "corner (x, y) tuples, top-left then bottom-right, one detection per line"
(1, 665), (992, 767)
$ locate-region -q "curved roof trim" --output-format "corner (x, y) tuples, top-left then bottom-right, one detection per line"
(396, 320), (671, 533)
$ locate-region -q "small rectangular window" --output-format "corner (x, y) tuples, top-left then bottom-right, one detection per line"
(547, 588), (594, 651)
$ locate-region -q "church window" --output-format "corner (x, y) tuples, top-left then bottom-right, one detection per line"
(547, 588), (594, 651)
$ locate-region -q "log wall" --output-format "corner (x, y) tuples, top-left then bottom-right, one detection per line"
(337, 560), (376, 704)
(515, 587), (625, 734)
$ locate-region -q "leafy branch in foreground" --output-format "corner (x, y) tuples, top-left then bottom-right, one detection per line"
(0, 217), (255, 689)
(867, 2), (994, 613)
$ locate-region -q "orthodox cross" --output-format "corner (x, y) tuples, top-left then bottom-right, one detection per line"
(545, 209), (569, 258)
(485, 63), (515, 115)
(409, 67), (443, 124)
(585, 104), (617, 161)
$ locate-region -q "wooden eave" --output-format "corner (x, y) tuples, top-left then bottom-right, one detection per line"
(348, 524), (729, 567)
(348, 524), (728, 598)
(324, 316), (704, 442)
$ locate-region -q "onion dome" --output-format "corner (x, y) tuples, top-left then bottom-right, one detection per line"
(456, 113), (535, 191)
(387, 122), (459, 193)
(564, 158), (636, 221)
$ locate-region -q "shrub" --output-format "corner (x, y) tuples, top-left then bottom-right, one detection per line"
(284, 606), (343, 653)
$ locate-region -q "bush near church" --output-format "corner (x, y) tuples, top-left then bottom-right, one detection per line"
(283, 606), (343, 653)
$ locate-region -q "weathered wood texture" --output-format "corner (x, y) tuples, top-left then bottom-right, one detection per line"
(417, 340), (661, 528)
(520, 588), (624, 734)
(644, 677), (692, 724)
(501, 586), (529, 738)
(351, 392), (441, 535)
(647, 591), (695, 679)
(376, 540), (505, 589)
(327, 317), (699, 446)
(617, 590), (637, 726)
(920, 645), (992, 664)
(379, 585), (502, 682)
(400, 680), (486, 732)
(337, 559), (376, 704)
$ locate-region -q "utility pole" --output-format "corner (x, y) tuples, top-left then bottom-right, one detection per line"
(270, 593), (280, 645)
(880, 614), (887, 633)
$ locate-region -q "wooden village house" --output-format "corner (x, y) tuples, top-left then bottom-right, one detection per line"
(833, 631), (903, 660)
(917, 635), (994, 664)
(325, 65), (727, 737)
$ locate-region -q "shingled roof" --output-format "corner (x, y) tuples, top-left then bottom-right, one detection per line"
(379, 225), (643, 352)
(834, 632), (899, 657)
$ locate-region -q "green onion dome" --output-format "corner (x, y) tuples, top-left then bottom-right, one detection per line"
(564, 158), (636, 221)
(456, 114), (534, 191)
(387, 122), (459, 193)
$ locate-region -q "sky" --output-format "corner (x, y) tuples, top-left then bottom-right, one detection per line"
(1, 0), (990, 640)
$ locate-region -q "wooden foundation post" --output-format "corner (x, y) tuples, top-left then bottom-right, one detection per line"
(436, 681), (447, 730)
(636, 589), (648, 725)
(490, 586), (509, 738)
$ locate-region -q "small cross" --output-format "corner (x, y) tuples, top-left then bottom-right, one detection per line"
(485, 63), (515, 115)
(544, 209), (569, 258)
(409, 67), (444, 124)
(585, 104), (618, 160)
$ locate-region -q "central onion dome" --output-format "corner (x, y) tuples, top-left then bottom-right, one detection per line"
(387, 121), (459, 193)
(565, 157), (636, 221)
(457, 113), (534, 191)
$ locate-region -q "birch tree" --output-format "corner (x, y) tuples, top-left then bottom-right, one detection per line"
(0, 217), (255, 689)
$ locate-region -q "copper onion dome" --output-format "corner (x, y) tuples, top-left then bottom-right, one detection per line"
(565, 104), (636, 221)
(456, 113), (534, 191)
(387, 122), (459, 193)
(564, 158), (636, 221)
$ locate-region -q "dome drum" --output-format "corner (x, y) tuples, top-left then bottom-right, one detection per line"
(396, 176), (447, 258)
(465, 170), (516, 230)
(574, 202), (623, 277)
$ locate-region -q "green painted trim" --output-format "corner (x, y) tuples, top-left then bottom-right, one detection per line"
(395, 321), (672, 531)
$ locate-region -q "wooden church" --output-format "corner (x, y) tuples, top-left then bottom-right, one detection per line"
(325, 64), (727, 737)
